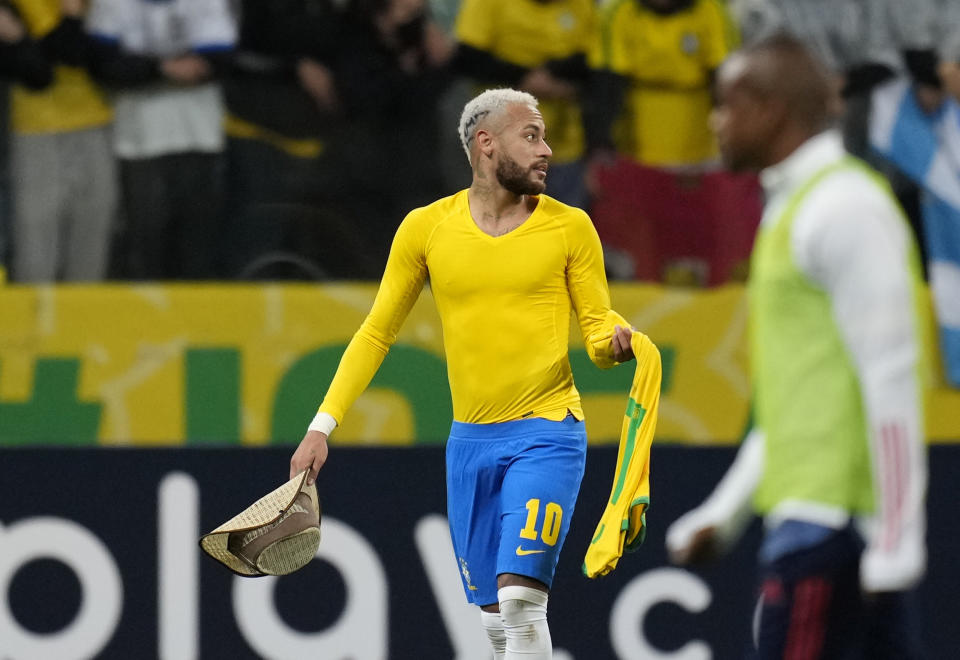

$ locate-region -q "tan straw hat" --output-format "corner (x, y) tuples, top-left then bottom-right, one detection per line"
(199, 469), (321, 577)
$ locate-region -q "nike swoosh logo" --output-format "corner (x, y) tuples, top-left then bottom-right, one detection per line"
(516, 545), (546, 556)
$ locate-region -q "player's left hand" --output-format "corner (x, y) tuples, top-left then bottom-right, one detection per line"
(611, 325), (635, 363)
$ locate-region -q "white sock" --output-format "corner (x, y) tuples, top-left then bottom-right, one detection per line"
(481, 610), (506, 660)
(498, 586), (552, 659)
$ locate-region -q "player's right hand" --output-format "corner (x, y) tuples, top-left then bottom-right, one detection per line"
(668, 525), (719, 565)
(290, 430), (329, 486)
(611, 325), (635, 363)
(666, 509), (721, 565)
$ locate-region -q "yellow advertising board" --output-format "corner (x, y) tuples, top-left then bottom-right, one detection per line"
(0, 283), (956, 446)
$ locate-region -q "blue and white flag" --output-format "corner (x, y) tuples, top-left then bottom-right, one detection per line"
(870, 79), (960, 387)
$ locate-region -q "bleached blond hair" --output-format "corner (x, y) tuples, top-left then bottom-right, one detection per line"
(458, 88), (539, 165)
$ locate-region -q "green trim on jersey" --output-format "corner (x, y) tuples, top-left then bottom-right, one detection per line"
(611, 397), (647, 505)
(624, 496), (649, 551)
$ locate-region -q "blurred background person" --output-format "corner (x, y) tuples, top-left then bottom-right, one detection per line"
(584, 0), (753, 286)
(220, 0), (384, 280)
(453, 0), (596, 210)
(6, 0), (116, 283)
(0, 1), (50, 280)
(86, 0), (236, 280)
(426, 0), (474, 198)
(586, 0), (737, 170)
(329, 0), (455, 270)
(732, 0), (941, 121)
(867, 7), (960, 389)
(731, 0), (942, 270)
(667, 35), (929, 659)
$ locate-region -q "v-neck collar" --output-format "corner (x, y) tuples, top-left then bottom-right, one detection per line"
(462, 191), (544, 240)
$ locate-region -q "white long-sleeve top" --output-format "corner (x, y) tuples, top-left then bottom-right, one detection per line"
(668, 130), (928, 592)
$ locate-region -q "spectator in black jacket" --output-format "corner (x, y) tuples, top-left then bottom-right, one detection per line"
(220, 0), (384, 280)
(330, 0), (455, 269)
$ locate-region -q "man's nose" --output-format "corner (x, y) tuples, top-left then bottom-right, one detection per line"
(540, 138), (553, 158)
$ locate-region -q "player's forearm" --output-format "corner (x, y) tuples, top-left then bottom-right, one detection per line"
(859, 376), (927, 592)
(813, 200), (928, 588)
(666, 429), (762, 558)
(567, 212), (621, 367)
(317, 211), (427, 428)
(580, 309), (628, 368)
(316, 326), (391, 426)
(855, 339), (926, 567)
(700, 428), (763, 545)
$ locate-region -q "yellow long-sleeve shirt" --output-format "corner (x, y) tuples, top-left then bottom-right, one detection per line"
(318, 190), (620, 425)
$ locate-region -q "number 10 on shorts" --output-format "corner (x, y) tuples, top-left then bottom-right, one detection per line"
(519, 498), (563, 546)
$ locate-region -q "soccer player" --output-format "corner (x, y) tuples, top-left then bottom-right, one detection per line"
(665, 35), (929, 658)
(289, 88), (635, 659)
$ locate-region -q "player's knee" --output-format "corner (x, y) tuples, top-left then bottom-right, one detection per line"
(498, 585), (551, 654)
(481, 610), (507, 658)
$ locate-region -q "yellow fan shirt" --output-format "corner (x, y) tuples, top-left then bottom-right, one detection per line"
(455, 0), (596, 164)
(10, 0), (112, 135)
(318, 190), (620, 425)
(593, 0), (737, 165)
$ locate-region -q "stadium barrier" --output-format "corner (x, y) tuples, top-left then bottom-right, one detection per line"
(0, 283), (957, 447)
(1, 446), (957, 659)
(592, 160), (764, 286)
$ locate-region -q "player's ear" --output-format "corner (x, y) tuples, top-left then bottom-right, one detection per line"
(476, 128), (495, 159)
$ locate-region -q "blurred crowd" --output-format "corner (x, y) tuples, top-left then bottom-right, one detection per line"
(0, 0), (957, 284)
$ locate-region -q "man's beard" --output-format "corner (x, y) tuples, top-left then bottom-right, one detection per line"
(496, 154), (546, 196)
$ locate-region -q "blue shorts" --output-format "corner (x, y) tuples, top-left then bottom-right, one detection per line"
(445, 415), (587, 606)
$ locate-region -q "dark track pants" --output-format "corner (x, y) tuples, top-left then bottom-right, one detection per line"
(751, 526), (922, 659)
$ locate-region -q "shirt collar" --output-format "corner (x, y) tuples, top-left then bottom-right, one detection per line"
(759, 129), (846, 200)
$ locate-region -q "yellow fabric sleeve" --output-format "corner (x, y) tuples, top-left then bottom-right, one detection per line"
(568, 211), (621, 369)
(317, 210), (429, 424)
(583, 331), (662, 578)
